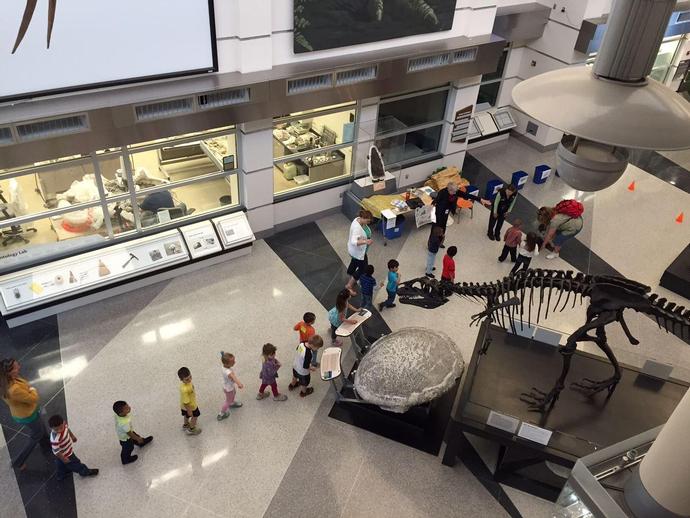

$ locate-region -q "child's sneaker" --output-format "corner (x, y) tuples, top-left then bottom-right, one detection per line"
(182, 423), (190, 430)
(185, 426), (202, 435)
(256, 392), (269, 400)
(216, 411), (230, 421)
(230, 401), (243, 408)
(300, 387), (315, 398)
(273, 394), (288, 401)
(546, 252), (559, 260)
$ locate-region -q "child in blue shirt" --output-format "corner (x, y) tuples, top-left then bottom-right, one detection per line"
(378, 259), (400, 311)
(358, 265), (382, 311)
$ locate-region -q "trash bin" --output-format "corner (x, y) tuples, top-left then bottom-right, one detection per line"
(485, 180), (504, 200)
(511, 170), (529, 190)
(381, 214), (405, 240)
(534, 165), (552, 184)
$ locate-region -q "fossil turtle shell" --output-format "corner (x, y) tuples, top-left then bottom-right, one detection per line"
(354, 327), (464, 413)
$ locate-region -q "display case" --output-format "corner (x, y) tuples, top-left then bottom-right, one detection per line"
(0, 212), (255, 326)
(0, 229), (189, 315)
(212, 212), (255, 249)
(554, 427), (660, 518)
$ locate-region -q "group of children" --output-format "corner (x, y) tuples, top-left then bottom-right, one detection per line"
(498, 218), (540, 274)
(45, 313), (331, 480)
(425, 225), (458, 283)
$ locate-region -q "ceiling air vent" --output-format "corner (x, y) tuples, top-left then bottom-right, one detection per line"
(0, 127), (13, 146)
(15, 114), (89, 142)
(335, 65), (378, 86)
(452, 47), (478, 63)
(287, 73), (333, 95)
(198, 88), (250, 110)
(407, 53), (450, 73)
(135, 98), (194, 122)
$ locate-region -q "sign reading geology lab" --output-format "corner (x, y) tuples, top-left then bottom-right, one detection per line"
(0, 0), (215, 101)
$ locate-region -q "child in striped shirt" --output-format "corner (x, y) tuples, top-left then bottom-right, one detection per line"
(48, 414), (98, 481)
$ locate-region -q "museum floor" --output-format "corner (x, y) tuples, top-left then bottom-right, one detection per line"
(1, 138), (689, 518)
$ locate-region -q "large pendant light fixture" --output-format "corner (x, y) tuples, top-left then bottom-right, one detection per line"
(512, 0), (690, 191)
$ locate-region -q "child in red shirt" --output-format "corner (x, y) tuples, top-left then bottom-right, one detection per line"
(441, 246), (457, 283)
(293, 312), (318, 369)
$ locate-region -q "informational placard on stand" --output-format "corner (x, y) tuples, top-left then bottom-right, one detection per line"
(0, 230), (189, 314)
(517, 422), (553, 445)
(180, 221), (222, 259)
(212, 212), (255, 249)
(486, 410), (520, 434)
(451, 105), (473, 143)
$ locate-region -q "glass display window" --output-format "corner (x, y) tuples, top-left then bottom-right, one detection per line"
(377, 88), (448, 131)
(134, 175), (238, 230)
(0, 204), (108, 252)
(273, 103), (357, 197)
(375, 125), (443, 165)
(129, 130), (237, 186)
(0, 127), (241, 260)
(375, 87), (449, 167)
(0, 155), (98, 222)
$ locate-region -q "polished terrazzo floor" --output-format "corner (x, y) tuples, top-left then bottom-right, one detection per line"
(1, 137), (689, 518)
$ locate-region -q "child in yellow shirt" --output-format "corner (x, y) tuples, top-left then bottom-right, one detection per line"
(177, 367), (201, 435)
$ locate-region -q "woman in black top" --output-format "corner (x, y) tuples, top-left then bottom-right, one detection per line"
(431, 182), (490, 236)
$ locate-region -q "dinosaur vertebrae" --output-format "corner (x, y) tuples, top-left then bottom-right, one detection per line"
(450, 269), (690, 339)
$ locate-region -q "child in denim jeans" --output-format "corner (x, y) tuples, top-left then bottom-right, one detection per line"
(378, 259), (400, 311)
(358, 265), (382, 310)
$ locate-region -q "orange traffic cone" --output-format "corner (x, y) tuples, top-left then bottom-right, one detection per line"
(627, 181), (635, 191)
(676, 212), (684, 224)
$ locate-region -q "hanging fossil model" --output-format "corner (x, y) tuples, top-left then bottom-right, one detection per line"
(397, 269), (690, 412)
(11, 0), (57, 54)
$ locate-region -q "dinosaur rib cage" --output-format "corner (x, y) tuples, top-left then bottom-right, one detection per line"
(449, 269), (690, 339)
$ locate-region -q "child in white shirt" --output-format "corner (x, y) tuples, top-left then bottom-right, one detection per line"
(217, 352), (244, 421)
(511, 232), (539, 275)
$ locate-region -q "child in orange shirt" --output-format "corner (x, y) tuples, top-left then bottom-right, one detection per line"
(293, 312), (318, 369)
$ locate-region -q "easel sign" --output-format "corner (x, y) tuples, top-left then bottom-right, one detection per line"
(368, 145), (386, 191)
(451, 105), (473, 144)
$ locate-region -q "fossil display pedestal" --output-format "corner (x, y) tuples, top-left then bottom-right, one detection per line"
(442, 321), (689, 501)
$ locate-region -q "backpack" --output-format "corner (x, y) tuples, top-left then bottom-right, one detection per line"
(555, 199), (584, 219)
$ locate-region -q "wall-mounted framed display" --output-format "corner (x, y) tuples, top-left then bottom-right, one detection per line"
(294, 0), (455, 54)
(0, 229), (189, 314)
(0, 0), (217, 102)
(212, 212), (254, 249)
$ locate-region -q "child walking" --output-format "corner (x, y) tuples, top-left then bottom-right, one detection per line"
(48, 414), (99, 481)
(289, 335), (324, 398)
(498, 219), (523, 263)
(511, 232), (539, 275)
(257, 343), (288, 401)
(379, 259), (400, 311)
(293, 312), (318, 368)
(178, 367), (202, 435)
(426, 226), (445, 277)
(359, 265), (382, 310)
(112, 401), (153, 465)
(328, 289), (359, 345)
(217, 352), (244, 421)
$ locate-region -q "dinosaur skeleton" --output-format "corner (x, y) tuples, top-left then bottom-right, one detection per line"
(397, 269), (690, 412)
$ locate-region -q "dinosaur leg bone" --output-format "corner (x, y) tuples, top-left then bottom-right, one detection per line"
(521, 312), (613, 412)
(570, 320), (622, 397)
